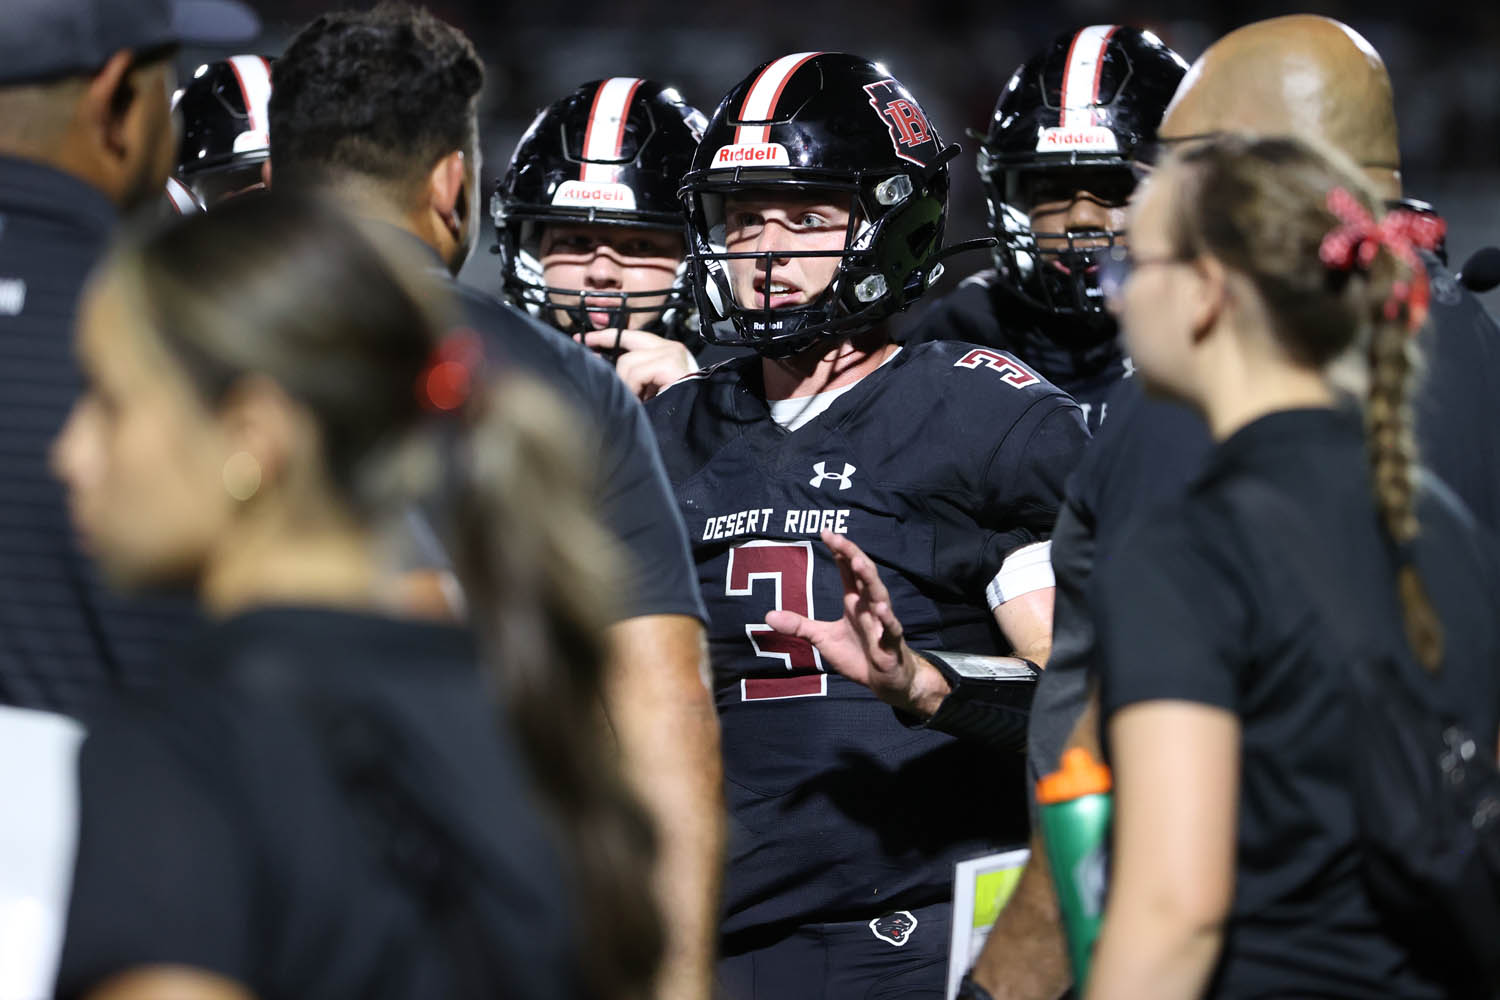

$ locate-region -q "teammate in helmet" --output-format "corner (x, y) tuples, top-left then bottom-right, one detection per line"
(649, 52), (1088, 998)
(494, 79), (735, 399)
(906, 26), (1187, 430)
(173, 55), (273, 206)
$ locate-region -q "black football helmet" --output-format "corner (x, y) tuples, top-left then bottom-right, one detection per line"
(680, 52), (966, 356)
(491, 78), (705, 336)
(175, 56), (273, 206)
(978, 26), (1186, 322)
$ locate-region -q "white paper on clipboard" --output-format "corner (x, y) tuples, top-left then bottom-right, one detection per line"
(946, 847), (1031, 1000)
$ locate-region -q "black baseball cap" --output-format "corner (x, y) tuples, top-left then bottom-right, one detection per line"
(0, 0), (261, 86)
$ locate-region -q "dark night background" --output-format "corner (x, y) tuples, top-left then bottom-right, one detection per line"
(188, 1), (1500, 311)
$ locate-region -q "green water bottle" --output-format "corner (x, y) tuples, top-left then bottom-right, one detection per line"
(1036, 747), (1113, 992)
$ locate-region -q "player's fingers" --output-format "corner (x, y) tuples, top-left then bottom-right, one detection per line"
(635, 356), (698, 400)
(825, 531), (889, 597)
(822, 529), (864, 561)
(579, 328), (668, 353)
(833, 548), (859, 598)
(611, 354), (651, 400)
(846, 551), (893, 609)
(824, 531), (864, 591)
(871, 600), (905, 644)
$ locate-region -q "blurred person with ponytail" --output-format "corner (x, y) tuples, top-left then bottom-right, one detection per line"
(39, 193), (660, 1000)
(1085, 135), (1500, 1000)
(266, 13), (723, 997)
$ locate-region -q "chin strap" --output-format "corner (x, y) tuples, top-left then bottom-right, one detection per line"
(932, 236), (1000, 266)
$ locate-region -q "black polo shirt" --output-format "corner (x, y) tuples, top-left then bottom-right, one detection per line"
(403, 236), (704, 625)
(1095, 407), (1500, 999)
(56, 606), (580, 1000)
(0, 155), (198, 717)
(1413, 251), (1500, 534)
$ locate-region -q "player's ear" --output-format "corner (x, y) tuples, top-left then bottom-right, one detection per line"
(427, 149), (467, 241)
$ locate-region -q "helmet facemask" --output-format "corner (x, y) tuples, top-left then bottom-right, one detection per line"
(493, 201), (692, 338)
(980, 158), (1133, 322)
(682, 170), (946, 357)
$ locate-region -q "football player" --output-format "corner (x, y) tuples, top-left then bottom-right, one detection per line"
(173, 55), (272, 206)
(494, 79), (738, 400)
(648, 52), (1089, 998)
(906, 27), (1187, 430)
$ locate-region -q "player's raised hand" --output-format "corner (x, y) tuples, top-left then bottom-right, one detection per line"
(577, 329), (699, 401)
(764, 530), (951, 717)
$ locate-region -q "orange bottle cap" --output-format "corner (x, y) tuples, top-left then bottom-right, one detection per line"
(1035, 747), (1112, 803)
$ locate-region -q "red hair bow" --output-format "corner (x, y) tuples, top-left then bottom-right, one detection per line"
(1319, 187), (1443, 332)
(418, 328), (485, 413)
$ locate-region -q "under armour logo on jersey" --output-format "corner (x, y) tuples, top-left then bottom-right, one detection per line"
(869, 910), (918, 947)
(809, 462), (856, 490)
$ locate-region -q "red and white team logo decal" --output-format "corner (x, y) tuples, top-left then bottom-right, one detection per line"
(862, 79), (937, 166)
(869, 909), (919, 947)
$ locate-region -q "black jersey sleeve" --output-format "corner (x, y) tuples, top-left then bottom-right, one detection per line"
(57, 710), (255, 996)
(966, 398), (1090, 599)
(1095, 515), (1251, 717)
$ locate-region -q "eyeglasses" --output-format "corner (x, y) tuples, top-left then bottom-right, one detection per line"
(1097, 249), (1189, 300)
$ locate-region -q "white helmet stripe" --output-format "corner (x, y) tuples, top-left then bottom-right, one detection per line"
(580, 77), (644, 183)
(227, 55), (273, 133)
(1059, 25), (1118, 129)
(164, 176), (200, 214)
(733, 51), (822, 145)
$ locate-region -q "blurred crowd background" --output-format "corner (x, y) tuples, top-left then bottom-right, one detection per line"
(194, 0), (1500, 311)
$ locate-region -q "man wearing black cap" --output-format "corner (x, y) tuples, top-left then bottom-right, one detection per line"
(0, 0), (259, 717)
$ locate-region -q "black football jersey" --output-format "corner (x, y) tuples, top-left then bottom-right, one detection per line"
(904, 269), (1128, 433)
(646, 341), (1088, 941)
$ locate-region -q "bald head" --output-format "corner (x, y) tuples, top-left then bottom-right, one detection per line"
(1162, 15), (1401, 197)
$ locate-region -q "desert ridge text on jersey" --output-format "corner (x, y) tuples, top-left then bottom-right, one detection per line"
(700, 506), (853, 542)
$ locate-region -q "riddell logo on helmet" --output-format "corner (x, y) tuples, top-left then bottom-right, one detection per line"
(712, 143), (791, 167)
(1035, 127), (1119, 153)
(551, 181), (638, 210)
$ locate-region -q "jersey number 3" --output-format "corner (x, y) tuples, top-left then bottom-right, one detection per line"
(954, 348), (1040, 388)
(726, 541), (828, 701)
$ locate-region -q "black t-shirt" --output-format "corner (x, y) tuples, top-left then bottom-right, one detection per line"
(432, 259), (705, 624)
(1025, 377), (1213, 787)
(645, 341), (1089, 943)
(1095, 408), (1500, 999)
(56, 606), (578, 1000)
(903, 270), (1128, 433)
(0, 155), (200, 717)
